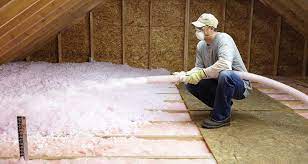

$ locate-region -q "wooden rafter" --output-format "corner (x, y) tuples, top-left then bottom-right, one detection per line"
(259, 0), (308, 39)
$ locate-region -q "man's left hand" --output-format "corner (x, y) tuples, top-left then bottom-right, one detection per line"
(183, 69), (207, 85)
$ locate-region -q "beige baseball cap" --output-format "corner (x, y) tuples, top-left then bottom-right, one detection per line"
(192, 13), (218, 28)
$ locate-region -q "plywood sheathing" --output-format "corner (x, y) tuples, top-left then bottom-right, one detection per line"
(93, 0), (122, 64)
(188, 0), (224, 70)
(124, 0), (150, 68)
(224, 0), (250, 66)
(250, 0), (278, 75)
(278, 20), (305, 76)
(149, 0), (185, 72)
(29, 37), (58, 63)
(60, 16), (90, 63)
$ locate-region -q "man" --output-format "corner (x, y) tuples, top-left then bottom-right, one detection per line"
(174, 13), (252, 129)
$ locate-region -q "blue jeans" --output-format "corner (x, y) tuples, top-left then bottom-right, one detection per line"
(185, 70), (246, 121)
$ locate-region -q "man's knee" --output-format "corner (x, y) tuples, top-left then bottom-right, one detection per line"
(218, 70), (232, 83)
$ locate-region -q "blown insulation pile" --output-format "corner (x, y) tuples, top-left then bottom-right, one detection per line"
(0, 62), (198, 160)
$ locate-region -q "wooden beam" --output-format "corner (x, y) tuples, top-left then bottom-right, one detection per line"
(303, 40), (307, 78)
(0, 0), (78, 60)
(183, 0), (190, 71)
(0, 0), (102, 63)
(259, 0), (307, 38)
(0, 0), (53, 37)
(27, 155), (214, 160)
(57, 33), (62, 63)
(273, 16), (282, 76)
(148, 0), (152, 69)
(25, 55), (31, 62)
(89, 11), (94, 62)
(121, 0), (125, 64)
(4, 0), (102, 63)
(0, 0), (39, 26)
(221, 0), (227, 32)
(247, 0), (254, 71)
(0, 0), (67, 47)
(94, 134), (203, 140)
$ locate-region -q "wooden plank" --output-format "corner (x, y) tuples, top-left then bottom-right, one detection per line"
(0, 0), (39, 26)
(273, 16), (282, 76)
(2, 158), (217, 163)
(14, 0), (102, 63)
(0, 0), (85, 62)
(1, 138), (212, 159)
(0, 0), (102, 63)
(266, 93), (297, 101)
(0, 0), (51, 37)
(146, 111), (191, 122)
(164, 100), (184, 103)
(145, 109), (187, 113)
(28, 155), (214, 160)
(303, 40), (307, 77)
(294, 109), (308, 113)
(95, 122), (200, 136)
(121, 0), (125, 64)
(295, 112), (308, 119)
(0, 0), (62, 47)
(257, 88), (285, 94)
(280, 100), (308, 110)
(57, 33), (62, 63)
(183, 0), (190, 71)
(89, 11), (94, 62)
(95, 135), (203, 141)
(0, 0), (74, 60)
(247, 0), (254, 71)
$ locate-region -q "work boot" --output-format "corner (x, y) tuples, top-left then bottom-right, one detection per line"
(201, 117), (230, 129)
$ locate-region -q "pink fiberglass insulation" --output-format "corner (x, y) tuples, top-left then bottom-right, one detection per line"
(0, 62), (201, 158)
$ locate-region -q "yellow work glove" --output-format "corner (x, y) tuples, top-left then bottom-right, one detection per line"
(183, 69), (207, 85)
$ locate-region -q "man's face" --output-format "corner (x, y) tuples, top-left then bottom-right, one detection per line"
(203, 26), (213, 36)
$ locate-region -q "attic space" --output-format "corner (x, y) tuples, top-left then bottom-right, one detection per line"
(0, 0), (307, 163)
